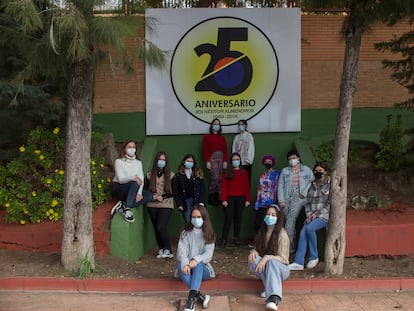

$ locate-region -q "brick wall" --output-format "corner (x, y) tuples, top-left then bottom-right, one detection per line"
(93, 15), (411, 114)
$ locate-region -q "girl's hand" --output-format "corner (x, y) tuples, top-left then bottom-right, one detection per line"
(206, 161), (212, 170)
(256, 255), (268, 273)
(182, 265), (191, 275)
(135, 194), (143, 203)
(188, 258), (197, 269)
(223, 161), (227, 169)
(245, 201), (250, 207)
(135, 177), (142, 185)
(155, 195), (163, 202)
(222, 201), (228, 207)
(248, 250), (258, 264)
(178, 206), (184, 211)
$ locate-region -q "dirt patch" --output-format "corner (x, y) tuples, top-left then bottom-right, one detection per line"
(0, 155), (413, 280)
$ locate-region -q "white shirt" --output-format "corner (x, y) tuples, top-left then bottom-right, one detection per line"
(232, 131), (255, 165)
(113, 157), (144, 194)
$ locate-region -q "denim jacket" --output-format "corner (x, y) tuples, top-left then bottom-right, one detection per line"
(277, 164), (314, 205)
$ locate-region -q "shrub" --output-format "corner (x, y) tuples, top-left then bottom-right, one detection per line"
(375, 114), (405, 172)
(0, 127), (112, 224)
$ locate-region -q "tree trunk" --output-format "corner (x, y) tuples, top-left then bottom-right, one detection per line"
(61, 59), (95, 272)
(324, 9), (364, 276)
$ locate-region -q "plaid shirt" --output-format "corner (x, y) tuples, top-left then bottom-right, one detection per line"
(305, 176), (331, 222)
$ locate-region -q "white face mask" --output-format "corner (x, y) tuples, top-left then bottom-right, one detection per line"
(126, 148), (136, 157)
(289, 159), (299, 167)
(238, 125), (245, 132)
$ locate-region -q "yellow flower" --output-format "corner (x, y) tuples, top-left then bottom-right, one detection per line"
(91, 160), (96, 166)
(55, 169), (59, 173)
(20, 220), (26, 225)
(46, 179), (52, 184)
(34, 150), (41, 155)
(5, 203), (10, 208)
(46, 211), (50, 216)
(23, 209), (28, 214)
(59, 170), (64, 175)
(107, 178), (111, 183)
(98, 184), (102, 189)
(31, 191), (36, 197)
(53, 127), (59, 134)
(39, 155), (45, 160)
(92, 170), (97, 175)
(36, 219), (41, 223)
(19, 146), (25, 153)
(100, 164), (104, 168)
(51, 199), (58, 207)
(49, 208), (55, 214)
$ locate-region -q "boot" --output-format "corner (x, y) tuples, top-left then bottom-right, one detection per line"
(219, 239), (227, 247)
(233, 237), (241, 246)
(196, 291), (211, 309)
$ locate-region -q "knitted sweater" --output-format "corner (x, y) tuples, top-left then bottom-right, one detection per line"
(202, 133), (228, 162)
(113, 157), (144, 195)
(232, 131), (255, 165)
(146, 171), (175, 209)
(221, 169), (251, 202)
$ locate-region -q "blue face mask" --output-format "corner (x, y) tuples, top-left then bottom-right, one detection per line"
(264, 215), (277, 226)
(212, 124), (220, 132)
(184, 161), (194, 169)
(191, 217), (204, 228)
(157, 160), (166, 168)
(232, 160), (240, 168)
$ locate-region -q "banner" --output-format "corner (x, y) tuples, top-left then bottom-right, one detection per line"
(146, 8), (301, 135)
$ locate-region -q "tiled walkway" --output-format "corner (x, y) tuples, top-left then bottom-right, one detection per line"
(1, 290), (413, 311)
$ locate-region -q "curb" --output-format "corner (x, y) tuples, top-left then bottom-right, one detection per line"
(1, 275), (414, 293)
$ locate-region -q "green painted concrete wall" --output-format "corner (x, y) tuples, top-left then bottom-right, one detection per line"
(100, 107), (412, 262)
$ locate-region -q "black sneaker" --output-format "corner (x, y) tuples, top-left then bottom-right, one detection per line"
(184, 297), (195, 311)
(197, 292), (210, 309)
(265, 295), (280, 310)
(122, 208), (135, 223)
(110, 201), (123, 215)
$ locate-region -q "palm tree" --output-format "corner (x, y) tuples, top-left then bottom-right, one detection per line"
(3, 0), (165, 272)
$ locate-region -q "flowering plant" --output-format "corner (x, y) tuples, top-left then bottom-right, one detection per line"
(0, 127), (111, 224)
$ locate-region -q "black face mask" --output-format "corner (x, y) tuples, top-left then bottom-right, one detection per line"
(314, 172), (324, 179)
(264, 163), (273, 170)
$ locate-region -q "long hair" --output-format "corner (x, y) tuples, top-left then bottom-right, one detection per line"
(148, 151), (172, 194)
(182, 205), (216, 244)
(176, 154), (204, 178)
(118, 140), (139, 159)
(225, 152), (243, 179)
(253, 205), (285, 257)
(209, 118), (222, 135)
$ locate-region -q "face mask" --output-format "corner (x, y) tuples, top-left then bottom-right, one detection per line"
(191, 217), (204, 228)
(289, 159), (299, 167)
(126, 148), (136, 157)
(264, 215), (277, 226)
(314, 172), (324, 179)
(232, 160), (240, 168)
(212, 124), (220, 132)
(184, 161), (194, 169)
(264, 163), (272, 170)
(238, 125), (245, 132)
(157, 160), (166, 168)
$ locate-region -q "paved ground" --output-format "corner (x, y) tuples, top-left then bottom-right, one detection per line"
(1, 289), (413, 311)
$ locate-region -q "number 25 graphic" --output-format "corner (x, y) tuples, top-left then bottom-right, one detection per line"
(194, 28), (253, 96)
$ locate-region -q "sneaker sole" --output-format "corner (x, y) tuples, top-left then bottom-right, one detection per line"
(202, 295), (210, 309)
(110, 201), (123, 215)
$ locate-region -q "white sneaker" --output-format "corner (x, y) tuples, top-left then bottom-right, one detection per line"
(306, 258), (319, 269)
(266, 302), (278, 310)
(288, 262), (304, 270)
(260, 291), (265, 298)
(110, 201), (123, 215)
(156, 249), (164, 259)
(161, 249), (174, 258)
(122, 209), (135, 223)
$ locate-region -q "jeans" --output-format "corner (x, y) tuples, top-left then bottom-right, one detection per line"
(147, 207), (173, 252)
(112, 181), (153, 209)
(294, 217), (327, 265)
(177, 262), (211, 291)
(248, 255), (290, 300)
(181, 197), (194, 223)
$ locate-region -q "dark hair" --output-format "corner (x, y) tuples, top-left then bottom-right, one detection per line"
(182, 205), (216, 244)
(238, 119), (247, 127)
(118, 140), (139, 159)
(148, 151), (172, 195)
(286, 149), (300, 159)
(253, 204), (285, 257)
(209, 118), (222, 135)
(176, 154), (204, 178)
(225, 152), (243, 179)
(313, 161), (329, 172)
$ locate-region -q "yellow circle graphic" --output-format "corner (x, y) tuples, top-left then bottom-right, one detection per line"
(171, 17), (279, 125)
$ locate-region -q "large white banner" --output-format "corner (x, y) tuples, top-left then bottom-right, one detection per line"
(145, 8), (301, 135)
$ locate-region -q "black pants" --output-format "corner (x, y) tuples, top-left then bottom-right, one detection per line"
(242, 164), (253, 185)
(254, 207), (269, 233)
(221, 196), (245, 240)
(147, 207), (172, 252)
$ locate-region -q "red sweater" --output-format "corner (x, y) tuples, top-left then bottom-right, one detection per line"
(221, 169), (251, 202)
(202, 133), (228, 162)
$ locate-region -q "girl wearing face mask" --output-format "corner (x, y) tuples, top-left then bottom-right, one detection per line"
(202, 118), (228, 206)
(289, 162), (330, 271)
(172, 154), (206, 223)
(232, 119), (255, 184)
(277, 150), (313, 255)
(254, 154), (280, 233)
(146, 151), (175, 259)
(177, 205), (216, 311)
(248, 204), (290, 311)
(220, 152), (251, 247)
(111, 140), (154, 223)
